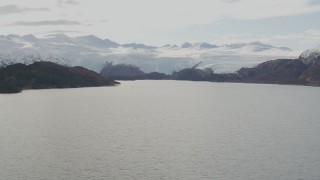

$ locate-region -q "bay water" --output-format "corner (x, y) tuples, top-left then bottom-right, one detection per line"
(1, 81), (320, 179)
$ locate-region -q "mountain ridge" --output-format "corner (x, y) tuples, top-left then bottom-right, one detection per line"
(99, 47), (320, 86)
(0, 34), (299, 74)
(0, 61), (118, 93)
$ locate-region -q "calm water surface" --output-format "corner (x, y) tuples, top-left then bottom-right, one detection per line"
(1, 81), (320, 180)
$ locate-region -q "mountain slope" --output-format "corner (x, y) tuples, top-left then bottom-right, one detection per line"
(299, 46), (320, 65)
(0, 61), (118, 93)
(237, 59), (308, 84)
(100, 62), (145, 80)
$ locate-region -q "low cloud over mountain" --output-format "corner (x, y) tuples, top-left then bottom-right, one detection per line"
(0, 34), (299, 74)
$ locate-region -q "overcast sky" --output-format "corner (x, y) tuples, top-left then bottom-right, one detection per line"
(0, 0), (319, 50)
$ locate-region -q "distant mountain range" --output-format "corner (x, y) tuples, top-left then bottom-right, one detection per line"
(99, 48), (320, 86)
(0, 34), (298, 74)
(1, 45), (319, 93)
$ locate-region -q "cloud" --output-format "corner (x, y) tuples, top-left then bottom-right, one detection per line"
(309, 0), (320, 5)
(99, 19), (109, 23)
(273, 29), (320, 42)
(57, 0), (79, 7)
(6, 20), (84, 26)
(39, 30), (87, 34)
(221, 0), (242, 3)
(0, 4), (49, 15)
(84, 0), (320, 31)
(84, 19), (109, 23)
(35, 30), (88, 35)
(222, 29), (320, 50)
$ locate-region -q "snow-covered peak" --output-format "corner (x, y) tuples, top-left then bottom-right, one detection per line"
(76, 35), (104, 43)
(22, 34), (38, 42)
(0, 53), (71, 68)
(199, 43), (218, 49)
(43, 34), (75, 44)
(161, 44), (179, 49)
(181, 42), (193, 48)
(299, 46), (320, 65)
(75, 35), (118, 48)
(180, 42), (218, 49)
(121, 43), (157, 49)
(0, 34), (298, 74)
(300, 48), (320, 59)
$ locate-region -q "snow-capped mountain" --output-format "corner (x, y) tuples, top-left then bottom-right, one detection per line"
(122, 43), (157, 49)
(0, 34), (299, 74)
(181, 42), (219, 49)
(299, 46), (320, 65)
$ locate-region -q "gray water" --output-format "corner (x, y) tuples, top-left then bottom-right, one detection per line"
(1, 81), (320, 180)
